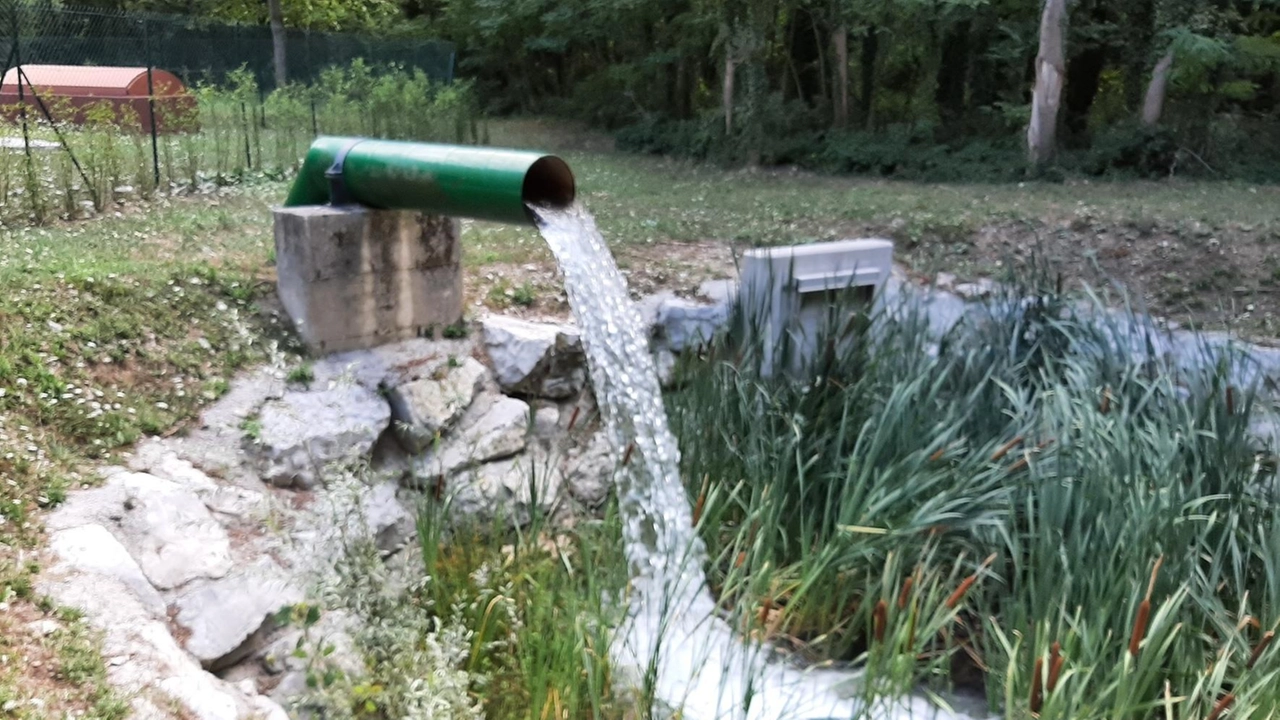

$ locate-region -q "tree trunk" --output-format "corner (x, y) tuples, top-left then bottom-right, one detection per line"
(724, 54), (737, 133)
(860, 27), (879, 129)
(1027, 0), (1068, 167)
(1141, 50), (1175, 127)
(833, 25), (849, 128)
(267, 0), (287, 89)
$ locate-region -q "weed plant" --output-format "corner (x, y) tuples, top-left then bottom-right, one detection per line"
(668, 267), (1280, 718)
(0, 60), (479, 226)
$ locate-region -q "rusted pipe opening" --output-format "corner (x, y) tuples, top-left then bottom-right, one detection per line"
(523, 156), (576, 211)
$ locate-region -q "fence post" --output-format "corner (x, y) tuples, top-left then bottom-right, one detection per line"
(143, 17), (160, 188)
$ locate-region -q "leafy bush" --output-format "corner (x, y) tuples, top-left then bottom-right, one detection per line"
(1083, 124), (1180, 178)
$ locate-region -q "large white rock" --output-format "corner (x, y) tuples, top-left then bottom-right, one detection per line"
(482, 316), (586, 398)
(38, 551), (281, 720)
(363, 480), (414, 554)
(411, 395), (530, 480)
(386, 357), (487, 453)
(655, 296), (730, 352)
(116, 472), (234, 590)
(450, 453), (562, 525)
(564, 433), (616, 508)
(173, 558), (302, 670)
(254, 384), (391, 489)
(47, 524), (167, 617)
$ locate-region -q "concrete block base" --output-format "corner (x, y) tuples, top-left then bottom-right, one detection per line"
(273, 206), (463, 355)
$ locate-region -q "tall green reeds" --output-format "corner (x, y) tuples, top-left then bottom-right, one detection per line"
(668, 269), (1280, 718)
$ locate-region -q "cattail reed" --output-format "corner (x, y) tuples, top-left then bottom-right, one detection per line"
(433, 473), (446, 502)
(872, 599), (888, 642)
(929, 446), (946, 463)
(1248, 631), (1275, 670)
(566, 405), (581, 432)
(991, 436), (1023, 462)
(947, 554), (997, 609)
(1047, 641), (1063, 692)
(1007, 455), (1029, 474)
(898, 576), (914, 610)
(758, 596), (773, 628)
(1130, 556), (1164, 658)
(1029, 656), (1044, 713)
(1206, 693), (1235, 720)
(1227, 386), (1236, 416)
(621, 442), (635, 466)
(692, 475), (709, 527)
(1100, 387), (1112, 414)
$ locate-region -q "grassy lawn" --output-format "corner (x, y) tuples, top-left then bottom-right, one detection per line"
(1, 118), (1278, 717)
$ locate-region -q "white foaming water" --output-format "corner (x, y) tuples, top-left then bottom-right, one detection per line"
(534, 204), (977, 720)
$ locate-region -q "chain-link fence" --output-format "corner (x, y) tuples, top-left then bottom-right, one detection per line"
(1, 1), (454, 90)
(0, 1), (466, 226)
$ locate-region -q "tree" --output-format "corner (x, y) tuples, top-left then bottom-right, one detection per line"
(1027, 0), (1068, 166)
(267, 0), (286, 88)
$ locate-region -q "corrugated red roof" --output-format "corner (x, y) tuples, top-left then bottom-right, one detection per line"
(1, 65), (150, 90)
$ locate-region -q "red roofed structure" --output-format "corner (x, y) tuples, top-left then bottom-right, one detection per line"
(0, 64), (198, 134)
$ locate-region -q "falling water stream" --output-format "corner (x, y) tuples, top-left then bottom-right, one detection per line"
(534, 205), (977, 720)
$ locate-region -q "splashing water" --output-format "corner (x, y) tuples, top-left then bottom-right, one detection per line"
(534, 205), (977, 720)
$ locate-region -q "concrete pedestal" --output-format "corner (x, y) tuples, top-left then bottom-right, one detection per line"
(273, 206), (463, 354)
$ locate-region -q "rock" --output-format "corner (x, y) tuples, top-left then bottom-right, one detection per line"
(362, 481), (414, 554)
(116, 472), (234, 590)
(565, 433), (616, 508)
(533, 406), (560, 437)
(47, 524), (167, 617)
(254, 384), (391, 489)
(697, 279), (738, 307)
(655, 297), (730, 352)
(269, 671), (309, 706)
(482, 316), (587, 398)
(37, 553), (274, 720)
(934, 272), (957, 291)
(450, 453), (562, 525)
(173, 558), (302, 670)
(262, 609), (362, 677)
(954, 278), (998, 301)
(636, 291), (678, 332)
(412, 395), (530, 480)
(386, 357), (487, 453)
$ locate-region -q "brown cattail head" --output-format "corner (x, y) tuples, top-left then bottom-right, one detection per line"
(1100, 387), (1112, 415)
(758, 596), (773, 628)
(1129, 600), (1151, 658)
(566, 406), (581, 432)
(898, 576), (915, 610)
(1008, 456), (1030, 474)
(1048, 642), (1064, 693)
(622, 442), (635, 466)
(735, 551), (747, 568)
(1227, 386), (1236, 416)
(929, 446), (947, 463)
(1029, 657), (1045, 714)
(946, 554), (996, 609)
(991, 436), (1024, 462)
(1248, 631), (1275, 670)
(873, 599), (888, 642)
(433, 474), (446, 502)
(692, 475), (709, 527)
(1207, 693), (1235, 720)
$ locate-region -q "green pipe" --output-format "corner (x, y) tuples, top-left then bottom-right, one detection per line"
(284, 136), (576, 225)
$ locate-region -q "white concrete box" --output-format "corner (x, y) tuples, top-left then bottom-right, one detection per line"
(739, 238), (894, 374)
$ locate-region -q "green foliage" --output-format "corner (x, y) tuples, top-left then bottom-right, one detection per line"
(1084, 124), (1180, 178)
(0, 60), (478, 227)
(669, 267), (1280, 717)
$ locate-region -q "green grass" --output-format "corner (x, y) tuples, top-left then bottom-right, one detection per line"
(667, 270), (1280, 718)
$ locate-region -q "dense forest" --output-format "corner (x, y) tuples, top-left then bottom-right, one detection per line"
(76, 0), (1280, 178)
